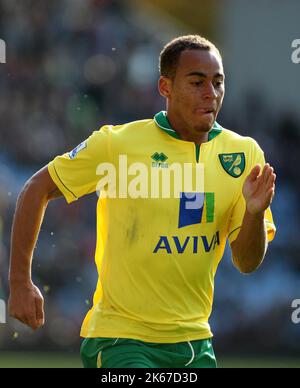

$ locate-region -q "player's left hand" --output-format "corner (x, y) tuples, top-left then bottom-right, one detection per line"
(243, 164), (276, 215)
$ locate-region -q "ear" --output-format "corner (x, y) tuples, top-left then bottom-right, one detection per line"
(158, 76), (172, 98)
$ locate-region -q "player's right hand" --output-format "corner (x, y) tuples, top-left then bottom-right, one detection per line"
(8, 282), (45, 330)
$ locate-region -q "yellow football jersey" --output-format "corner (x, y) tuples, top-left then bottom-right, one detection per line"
(48, 111), (276, 343)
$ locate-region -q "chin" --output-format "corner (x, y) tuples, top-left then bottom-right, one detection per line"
(194, 121), (214, 133)
(192, 114), (215, 132)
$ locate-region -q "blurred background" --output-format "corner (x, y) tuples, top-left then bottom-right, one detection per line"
(0, 0), (300, 368)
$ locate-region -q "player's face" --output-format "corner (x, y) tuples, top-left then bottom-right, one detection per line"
(160, 49), (225, 133)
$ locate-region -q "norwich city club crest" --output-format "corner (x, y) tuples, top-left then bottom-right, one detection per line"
(219, 153), (245, 178)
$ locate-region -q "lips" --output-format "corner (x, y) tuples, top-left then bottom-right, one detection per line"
(196, 108), (215, 114)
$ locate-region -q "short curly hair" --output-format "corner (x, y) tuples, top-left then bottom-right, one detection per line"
(159, 35), (222, 78)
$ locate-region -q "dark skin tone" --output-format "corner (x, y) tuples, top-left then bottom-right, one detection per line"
(8, 167), (62, 329)
(8, 49), (276, 331)
(158, 49), (225, 144)
(159, 49), (276, 273)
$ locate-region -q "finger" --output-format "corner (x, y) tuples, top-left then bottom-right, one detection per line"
(9, 305), (34, 329)
(23, 317), (33, 328)
(12, 313), (28, 326)
(18, 315), (34, 330)
(264, 167), (275, 188)
(35, 296), (45, 328)
(248, 164), (261, 181)
(26, 306), (40, 330)
(264, 165), (274, 183)
(262, 163), (270, 181)
(266, 187), (275, 204)
(266, 172), (276, 190)
(9, 307), (28, 325)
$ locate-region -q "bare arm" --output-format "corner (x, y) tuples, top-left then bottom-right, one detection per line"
(8, 166), (62, 330)
(231, 210), (267, 274)
(231, 164), (276, 274)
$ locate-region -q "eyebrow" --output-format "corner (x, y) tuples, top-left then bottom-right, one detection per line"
(186, 71), (224, 79)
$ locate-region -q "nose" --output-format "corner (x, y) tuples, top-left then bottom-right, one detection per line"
(202, 82), (218, 99)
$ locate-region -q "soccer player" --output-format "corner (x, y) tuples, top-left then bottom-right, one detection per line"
(8, 35), (276, 368)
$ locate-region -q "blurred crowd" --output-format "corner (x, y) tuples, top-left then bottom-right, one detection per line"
(0, 0), (300, 355)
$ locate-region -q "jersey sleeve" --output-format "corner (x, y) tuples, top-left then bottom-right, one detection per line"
(48, 125), (111, 203)
(227, 140), (276, 244)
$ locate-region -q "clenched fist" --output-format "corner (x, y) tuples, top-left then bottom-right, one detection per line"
(9, 281), (45, 330)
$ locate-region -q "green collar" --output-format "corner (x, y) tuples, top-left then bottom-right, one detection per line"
(154, 111), (222, 142)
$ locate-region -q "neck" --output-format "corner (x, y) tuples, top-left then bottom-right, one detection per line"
(166, 111), (210, 145)
(171, 120), (209, 144)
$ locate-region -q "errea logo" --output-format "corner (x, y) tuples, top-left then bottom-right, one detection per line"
(151, 152), (168, 168)
(0, 39), (6, 63)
